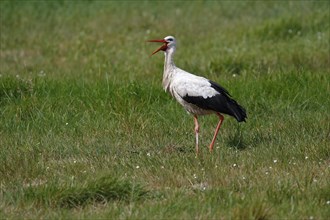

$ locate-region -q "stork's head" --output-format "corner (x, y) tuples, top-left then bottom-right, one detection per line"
(147, 36), (176, 56)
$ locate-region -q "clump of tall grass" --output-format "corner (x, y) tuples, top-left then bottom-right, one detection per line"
(57, 176), (148, 208)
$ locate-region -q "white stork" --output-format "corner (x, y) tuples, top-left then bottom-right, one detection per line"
(148, 36), (247, 155)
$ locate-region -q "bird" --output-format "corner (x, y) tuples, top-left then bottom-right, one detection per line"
(148, 36), (247, 155)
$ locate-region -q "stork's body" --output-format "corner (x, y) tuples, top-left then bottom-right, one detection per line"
(148, 36), (247, 154)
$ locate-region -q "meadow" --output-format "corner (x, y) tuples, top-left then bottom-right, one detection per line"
(0, 1), (329, 219)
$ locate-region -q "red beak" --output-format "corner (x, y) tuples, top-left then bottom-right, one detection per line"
(147, 39), (168, 56)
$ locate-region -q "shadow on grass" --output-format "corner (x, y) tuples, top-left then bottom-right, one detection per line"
(161, 144), (195, 154)
(227, 125), (247, 150)
(227, 124), (278, 150)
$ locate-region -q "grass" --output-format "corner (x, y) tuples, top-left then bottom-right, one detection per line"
(1, 1), (330, 219)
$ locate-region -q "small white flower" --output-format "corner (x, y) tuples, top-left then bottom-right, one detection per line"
(161, 166), (164, 169)
(147, 152), (151, 157)
(242, 176), (246, 180)
(136, 165), (140, 169)
(273, 159), (278, 163)
(193, 174), (197, 179)
(305, 156), (309, 159)
(65, 122), (68, 125)
(326, 200), (330, 205)
(38, 71), (46, 77)
(233, 163), (237, 167)
(265, 171), (269, 175)
(73, 160), (77, 163)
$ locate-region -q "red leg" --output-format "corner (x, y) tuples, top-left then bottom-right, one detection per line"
(194, 115), (199, 155)
(209, 113), (224, 152)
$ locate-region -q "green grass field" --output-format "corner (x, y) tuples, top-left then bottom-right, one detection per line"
(1, 1), (329, 219)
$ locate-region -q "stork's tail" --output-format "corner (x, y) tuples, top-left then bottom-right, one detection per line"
(227, 99), (247, 122)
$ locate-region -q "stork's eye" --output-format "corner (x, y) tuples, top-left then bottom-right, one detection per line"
(167, 38), (173, 42)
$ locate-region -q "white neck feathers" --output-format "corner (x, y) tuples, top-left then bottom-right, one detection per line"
(162, 47), (176, 92)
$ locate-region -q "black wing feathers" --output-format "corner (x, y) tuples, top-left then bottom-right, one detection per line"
(182, 80), (247, 122)
(209, 80), (231, 97)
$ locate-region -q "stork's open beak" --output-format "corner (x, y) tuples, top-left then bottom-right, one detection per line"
(147, 39), (167, 56)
